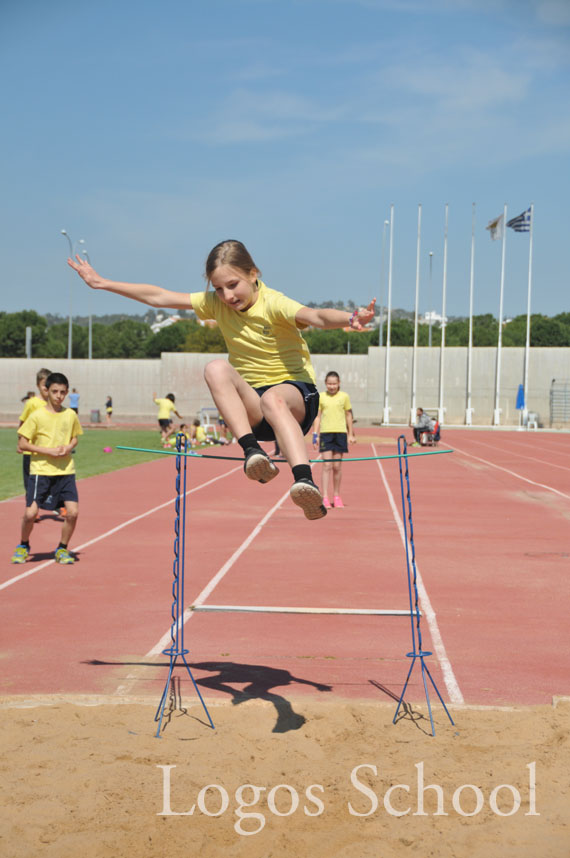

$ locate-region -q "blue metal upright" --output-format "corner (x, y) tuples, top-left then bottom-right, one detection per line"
(393, 435), (454, 736)
(154, 434), (215, 737)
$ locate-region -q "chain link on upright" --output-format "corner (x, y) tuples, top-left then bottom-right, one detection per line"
(154, 434), (215, 737)
(393, 435), (454, 735)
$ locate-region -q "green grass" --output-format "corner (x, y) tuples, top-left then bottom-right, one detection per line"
(0, 428), (170, 501)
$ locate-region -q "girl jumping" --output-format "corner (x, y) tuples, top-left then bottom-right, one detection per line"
(68, 240), (375, 521)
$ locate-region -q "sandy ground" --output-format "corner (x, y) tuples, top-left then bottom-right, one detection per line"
(1, 694), (568, 858)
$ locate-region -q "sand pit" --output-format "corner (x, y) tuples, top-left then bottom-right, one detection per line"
(1, 694), (568, 857)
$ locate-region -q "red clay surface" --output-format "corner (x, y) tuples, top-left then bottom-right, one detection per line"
(1, 428), (568, 710)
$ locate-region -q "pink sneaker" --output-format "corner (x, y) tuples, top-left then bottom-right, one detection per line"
(323, 496), (332, 509)
(333, 496), (345, 508)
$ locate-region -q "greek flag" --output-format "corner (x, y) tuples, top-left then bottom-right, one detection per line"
(507, 207), (531, 233)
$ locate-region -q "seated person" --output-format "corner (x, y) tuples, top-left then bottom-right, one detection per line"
(410, 407), (435, 445)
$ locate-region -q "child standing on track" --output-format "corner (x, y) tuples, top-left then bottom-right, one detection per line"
(11, 372), (83, 565)
(68, 239), (375, 520)
(312, 371), (355, 509)
(18, 367), (51, 495)
(153, 392), (182, 446)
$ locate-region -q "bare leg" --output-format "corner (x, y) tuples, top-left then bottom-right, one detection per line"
(61, 502), (78, 545)
(259, 385), (309, 467)
(332, 453), (343, 496)
(204, 360), (264, 438)
(321, 452), (333, 498)
(20, 503), (38, 543)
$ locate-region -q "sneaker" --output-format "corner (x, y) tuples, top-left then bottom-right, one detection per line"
(11, 544), (29, 564)
(55, 547), (75, 565)
(244, 449), (279, 484)
(333, 495), (345, 508)
(323, 496), (332, 509)
(290, 479), (327, 520)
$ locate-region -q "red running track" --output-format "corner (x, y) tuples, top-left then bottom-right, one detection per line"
(1, 428), (568, 710)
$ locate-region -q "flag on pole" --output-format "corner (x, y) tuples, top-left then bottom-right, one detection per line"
(486, 213), (504, 241)
(507, 207), (531, 233)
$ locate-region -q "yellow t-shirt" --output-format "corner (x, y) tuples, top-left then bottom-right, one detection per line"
(19, 395), (46, 423)
(19, 396), (47, 457)
(195, 425), (207, 444)
(18, 407), (83, 476)
(190, 281), (316, 388)
(318, 390), (352, 433)
(155, 398), (177, 420)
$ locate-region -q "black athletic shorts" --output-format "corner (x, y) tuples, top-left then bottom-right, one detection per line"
(26, 473), (78, 509)
(319, 432), (349, 454)
(252, 380), (320, 442)
(158, 418), (172, 430)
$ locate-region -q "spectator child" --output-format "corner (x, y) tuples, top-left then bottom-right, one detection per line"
(11, 372), (83, 565)
(312, 371), (355, 509)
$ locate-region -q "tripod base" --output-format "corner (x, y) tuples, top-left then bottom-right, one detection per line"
(393, 651), (455, 736)
(154, 648), (215, 738)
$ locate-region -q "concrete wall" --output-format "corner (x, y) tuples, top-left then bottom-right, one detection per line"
(2, 348), (569, 426)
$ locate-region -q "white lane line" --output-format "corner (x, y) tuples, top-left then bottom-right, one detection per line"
(144, 488), (291, 657)
(114, 487), (291, 695)
(463, 436), (570, 473)
(0, 466), (242, 592)
(372, 444), (464, 705)
(450, 443), (570, 499)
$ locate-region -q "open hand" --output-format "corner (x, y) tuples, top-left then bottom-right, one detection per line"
(67, 255), (103, 289)
(351, 298), (377, 331)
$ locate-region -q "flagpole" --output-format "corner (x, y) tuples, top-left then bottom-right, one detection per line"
(382, 204), (394, 425)
(465, 202), (475, 425)
(410, 203), (422, 423)
(523, 203), (534, 426)
(437, 203), (448, 426)
(493, 203), (507, 426)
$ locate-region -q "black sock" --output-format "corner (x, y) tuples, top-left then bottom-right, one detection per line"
(238, 433), (261, 454)
(292, 464), (312, 483)
(21, 541), (30, 549)
(57, 542), (68, 551)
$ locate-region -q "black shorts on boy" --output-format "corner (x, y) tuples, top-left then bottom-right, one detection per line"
(25, 474), (79, 509)
(319, 432), (349, 454)
(158, 418), (172, 430)
(252, 380), (319, 442)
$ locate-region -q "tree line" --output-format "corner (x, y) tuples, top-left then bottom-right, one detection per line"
(0, 309), (568, 359)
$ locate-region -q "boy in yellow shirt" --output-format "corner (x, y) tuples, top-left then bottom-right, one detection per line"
(12, 373), (83, 565)
(153, 392), (182, 446)
(312, 371), (355, 509)
(18, 367), (51, 495)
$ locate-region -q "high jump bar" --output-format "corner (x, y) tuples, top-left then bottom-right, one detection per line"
(190, 604), (420, 616)
(116, 445), (453, 463)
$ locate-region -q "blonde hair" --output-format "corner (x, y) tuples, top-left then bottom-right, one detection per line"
(204, 240), (259, 286)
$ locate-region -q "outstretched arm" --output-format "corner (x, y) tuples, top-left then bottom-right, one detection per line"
(295, 299), (376, 331)
(67, 256), (192, 311)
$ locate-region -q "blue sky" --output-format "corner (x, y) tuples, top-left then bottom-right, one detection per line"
(1, 0), (569, 321)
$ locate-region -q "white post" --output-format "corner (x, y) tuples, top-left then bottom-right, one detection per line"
(437, 204), (448, 425)
(378, 219), (389, 350)
(465, 203), (475, 425)
(523, 203), (534, 426)
(25, 326), (32, 359)
(410, 203), (422, 423)
(428, 251), (434, 347)
(61, 229), (74, 359)
(80, 242), (93, 360)
(382, 204), (394, 425)
(493, 203), (508, 426)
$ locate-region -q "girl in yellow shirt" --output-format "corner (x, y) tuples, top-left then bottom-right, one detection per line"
(68, 240), (374, 521)
(312, 371), (355, 509)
